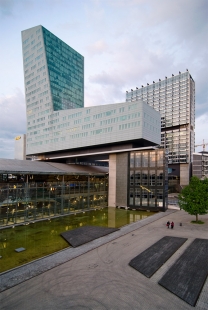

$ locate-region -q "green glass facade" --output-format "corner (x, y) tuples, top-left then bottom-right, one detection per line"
(42, 27), (84, 111)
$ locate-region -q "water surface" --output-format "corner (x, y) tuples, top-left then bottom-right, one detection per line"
(0, 207), (155, 273)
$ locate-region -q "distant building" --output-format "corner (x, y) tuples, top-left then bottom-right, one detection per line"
(192, 152), (208, 179)
(14, 134), (26, 160)
(126, 71), (195, 188)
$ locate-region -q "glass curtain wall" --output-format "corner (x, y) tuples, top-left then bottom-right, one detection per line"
(0, 174), (108, 227)
(42, 27), (84, 111)
(128, 149), (168, 211)
(126, 71), (195, 165)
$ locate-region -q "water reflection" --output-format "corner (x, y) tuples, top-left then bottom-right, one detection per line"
(0, 207), (155, 273)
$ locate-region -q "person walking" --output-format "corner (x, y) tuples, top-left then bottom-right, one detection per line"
(171, 221), (174, 229)
(166, 221), (170, 228)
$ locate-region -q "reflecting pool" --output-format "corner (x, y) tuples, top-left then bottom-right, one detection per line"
(0, 207), (155, 273)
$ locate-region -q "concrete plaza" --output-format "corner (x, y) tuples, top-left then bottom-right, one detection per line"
(0, 209), (208, 310)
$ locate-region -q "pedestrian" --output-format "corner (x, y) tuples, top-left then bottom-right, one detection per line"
(166, 221), (170, 228)
(171, 221), (174, 229)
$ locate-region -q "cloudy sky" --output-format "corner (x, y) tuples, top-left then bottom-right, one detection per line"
(0, 0), (208, 158)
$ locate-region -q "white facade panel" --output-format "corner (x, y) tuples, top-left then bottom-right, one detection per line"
(25, 100), (160, 155)
(14, 134), (26, 160)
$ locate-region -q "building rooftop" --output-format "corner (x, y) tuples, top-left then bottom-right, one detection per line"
(0, 159), (108, 175)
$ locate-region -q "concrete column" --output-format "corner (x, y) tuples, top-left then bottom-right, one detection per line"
(108, 152), (128, 207)
(180, 163), (190, 186)
(115, 153), (128, 207)
(108, 154), (117, 207)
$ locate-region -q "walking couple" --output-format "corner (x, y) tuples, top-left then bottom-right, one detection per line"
(166, 221), (174, 229)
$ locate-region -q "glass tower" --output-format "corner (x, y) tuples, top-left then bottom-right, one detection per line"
(126, 71), (195, 166)
(42, 27), (84, 110)
(21, 25), (84, 115)
(22, 25), (84, 155)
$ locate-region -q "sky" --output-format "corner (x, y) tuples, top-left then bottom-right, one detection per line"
(0, 0), (208, 158)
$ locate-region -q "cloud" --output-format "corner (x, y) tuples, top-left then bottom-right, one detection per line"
(0, 136), (15, 159)
(0, 89), (26, 131)
(87, 40), (109, 56)
(0, 0), (34, 17)
(0, 0), (208, 158)
(195, 113), (208, 151)
(84, 0), (208, 116)
(0, 0), (15, 16)
(89, 71), (124, 86)
(0, 89), (26, 159)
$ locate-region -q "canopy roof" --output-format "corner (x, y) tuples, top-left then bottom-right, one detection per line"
(0, 159), (108, 176)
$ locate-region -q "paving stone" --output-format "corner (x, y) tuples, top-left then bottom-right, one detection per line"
(159, 238), (208, 306)
(15, 247), (26, 253)
(61, 226), (119, 247)
(0, 209), (207, 310)
(129, 236), (187, 278)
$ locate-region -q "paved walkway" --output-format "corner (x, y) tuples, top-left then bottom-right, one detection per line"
(0, 209), (208, 310)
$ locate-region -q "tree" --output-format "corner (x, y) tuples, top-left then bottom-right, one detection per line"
(178, 176), (208, 222)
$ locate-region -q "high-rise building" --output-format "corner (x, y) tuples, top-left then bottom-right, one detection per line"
(22, 25), (161, 160)
(126, 71), (195, 188)
(21, 25), (84, 155)
(22, 26), (84, 111)
(20, 25), (167, 212)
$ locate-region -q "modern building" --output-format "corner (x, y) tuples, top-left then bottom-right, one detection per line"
(19, 25), (168, 214)
(24, 99), (161, 159)
(22, 26), (160, 159)
(0, 148), (168, 227)
(0, 159), (108, 227)
(192, 152), (208, 179)
(128, 149), (168, 210)
(126, 71), (195, 188)
(21, 25), (84, 153)
(14, 134), (26, 160)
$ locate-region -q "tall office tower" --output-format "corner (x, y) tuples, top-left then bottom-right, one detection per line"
(126, 71), (195, 188)
(22, 26), (84, 111)
(22, 25), (84, 156)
